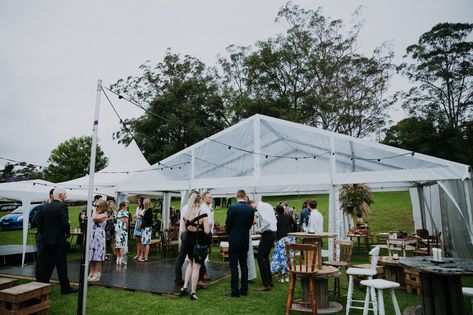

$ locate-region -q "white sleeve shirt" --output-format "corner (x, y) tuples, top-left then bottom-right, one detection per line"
(199, 203), (214, 232)
(257, 201), (277, 233)
(308, 210), (323, 233)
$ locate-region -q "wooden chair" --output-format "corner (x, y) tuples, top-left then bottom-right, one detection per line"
(160, 230), (178, 258)
(387, 239), (406, 257)
(323, 240), (354, 297)
(414, 229), (434, 256)
(285, 243), (319, 315)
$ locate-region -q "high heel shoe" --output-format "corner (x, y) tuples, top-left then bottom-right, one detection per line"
(132, 255), (139, 260)
(190, 293), (198, 300)
(90, 272), (101, 282)
(179, 287), (187, 297)
(87, 273), (95, 281)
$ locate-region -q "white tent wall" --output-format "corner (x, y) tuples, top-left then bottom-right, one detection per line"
(114, 114), (472, 257)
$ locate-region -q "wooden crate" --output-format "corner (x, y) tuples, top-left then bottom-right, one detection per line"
(405, 268), (421, 296)
(220, 242), (229, 261)
(0, 282), (51, 315)
(0, 279), (18, 291)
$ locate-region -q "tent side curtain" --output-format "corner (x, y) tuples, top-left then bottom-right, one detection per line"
(437, 179), (473, 259)
(414, 179), (473, 259)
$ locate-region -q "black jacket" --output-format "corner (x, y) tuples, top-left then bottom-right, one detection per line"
(276, 213), (296, 241)
(33, 200), (70, 245)
(225, 201), (254, 246)
(142, 208), (153, 228)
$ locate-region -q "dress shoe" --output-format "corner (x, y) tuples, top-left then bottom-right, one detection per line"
(225, 292), (240, 298)
(61, 287), (79, 295)
(179, 287), (188, 297)
(254, 286), (271, 292)
(190, 293), (198, 300)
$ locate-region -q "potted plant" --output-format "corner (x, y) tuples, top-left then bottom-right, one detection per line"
(339, 184), (374, 219)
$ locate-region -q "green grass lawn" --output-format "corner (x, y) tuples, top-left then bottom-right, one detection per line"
(1, 192), (472, 314)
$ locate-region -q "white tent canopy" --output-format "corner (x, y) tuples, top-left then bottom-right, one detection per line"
(115, 114), (473, 258)
(59, 140), (150, 191)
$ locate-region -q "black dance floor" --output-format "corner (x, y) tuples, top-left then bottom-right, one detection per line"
(0, 245), (37, 266)
(0, 258), (230, 294)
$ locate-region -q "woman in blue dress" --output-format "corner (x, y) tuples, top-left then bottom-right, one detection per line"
(88, 200), (108, 282)
(132, 197), (145, 260)
(271, 205), (297, 282)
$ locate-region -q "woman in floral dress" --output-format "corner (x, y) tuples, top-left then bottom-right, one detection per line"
(271, 205), (297, 282)
(115, 201), (129, 265)
(88, 200), (108, 282)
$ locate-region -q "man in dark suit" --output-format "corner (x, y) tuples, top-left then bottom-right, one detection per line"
(225, 189), (255, 297)
(34, 187), (77, 294)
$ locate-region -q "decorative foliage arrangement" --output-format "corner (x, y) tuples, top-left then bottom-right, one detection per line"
(339, 184), (374, 218)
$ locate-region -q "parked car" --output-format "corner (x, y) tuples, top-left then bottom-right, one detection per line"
(0, 203), (20, 212)
(0, 205), (41, 230)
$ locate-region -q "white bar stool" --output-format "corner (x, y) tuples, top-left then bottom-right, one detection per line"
(345, 246), (380, 315)
(360, 279), (401, 315)
(462, 287), (473, 313)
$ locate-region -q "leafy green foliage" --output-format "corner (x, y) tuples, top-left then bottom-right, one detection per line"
(339, 184), (373, 217)
(220, 4), (395, 137)
(0, 162), (43, 183)
(383, 117), (473, 166)
(398, 22), (473, 129)
(43, 136), (108, 182)
(111, 51), (227, 164)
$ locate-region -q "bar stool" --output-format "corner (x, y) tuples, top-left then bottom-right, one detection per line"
(462, 287), (473, 313)
(360, 279), (401, 315)
(285, 243), (319, 315)
(345, 246), (380, 315)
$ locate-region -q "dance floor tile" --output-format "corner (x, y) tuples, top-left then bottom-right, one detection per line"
(0, 258), (230, 294)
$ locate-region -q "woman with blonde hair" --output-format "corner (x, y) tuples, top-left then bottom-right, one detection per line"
(138, 198), (153, 262)
(88, 199), (108, 282)
(179, 193), (210, 300)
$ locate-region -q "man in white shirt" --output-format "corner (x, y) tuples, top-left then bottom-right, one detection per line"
(307, 199), (323, 233)
(251, 201), (277, 291)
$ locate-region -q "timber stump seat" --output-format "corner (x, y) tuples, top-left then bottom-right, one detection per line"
(0, 282), (51, 315)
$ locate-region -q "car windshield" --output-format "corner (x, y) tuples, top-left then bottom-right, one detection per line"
(10, 207), (32, 214)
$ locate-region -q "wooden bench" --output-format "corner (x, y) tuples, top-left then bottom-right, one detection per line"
(404, 268), (421, 296)
(0, 282), (51, 315)
(0, 279), (18, 291)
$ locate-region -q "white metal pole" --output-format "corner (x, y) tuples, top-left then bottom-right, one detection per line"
(80, 79), (102, 315)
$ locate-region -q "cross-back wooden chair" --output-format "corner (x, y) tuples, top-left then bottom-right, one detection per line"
(285, 243), (319, 315)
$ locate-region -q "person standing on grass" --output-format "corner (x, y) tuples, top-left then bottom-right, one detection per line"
(115, 201), (129, 265)
(132, 197), (145, 260)
(307, 199), (323, 233)
(174, 191), (197, 286)
(251, 201), (277, 291)
(198, 191), (214, 284)
(88, 199), (108, 282)
(179, 193), (210, 300)
(138, 198), (153, 261)
(34, 187), (78, 294)
(271, 205), (297, 283)
(226, 189), (255, 298)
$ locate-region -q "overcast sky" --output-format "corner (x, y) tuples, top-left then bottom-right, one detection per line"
(1, 0), (472, 170)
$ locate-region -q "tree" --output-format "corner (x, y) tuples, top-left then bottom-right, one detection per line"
(111, 51), (227, 164)
(399, 23), (473, 129)
(43, 136), (108, 182)
(219, 4), (395, 137)
(382, 118), (473, 166)
(382, 117), (437, 154)
(0, 162), (43, 183)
